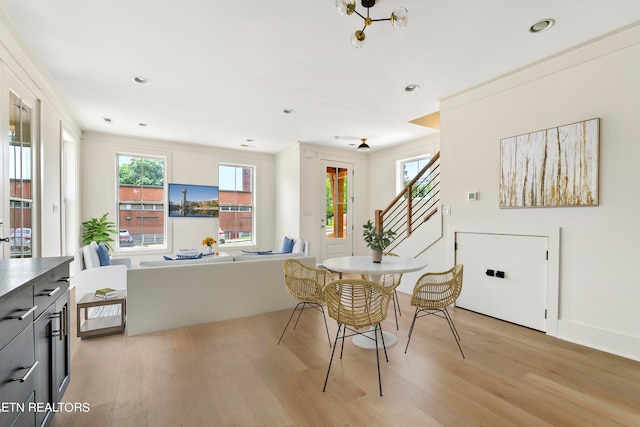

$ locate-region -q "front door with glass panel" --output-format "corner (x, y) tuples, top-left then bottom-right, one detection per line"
(2, 75), (37, 259)
(320, 161), (353, 261)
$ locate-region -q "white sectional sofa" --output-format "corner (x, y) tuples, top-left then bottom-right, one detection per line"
(126, 254), (316, 336)
(74, 241), (131, 303)
(136, 239), (310, 267)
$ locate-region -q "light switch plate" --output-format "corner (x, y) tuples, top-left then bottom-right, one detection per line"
(442, 205), (451, 216)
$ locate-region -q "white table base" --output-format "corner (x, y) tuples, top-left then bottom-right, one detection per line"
(352, 327), (397, 349)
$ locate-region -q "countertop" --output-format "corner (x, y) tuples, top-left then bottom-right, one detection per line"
(0, 256), (73, 301)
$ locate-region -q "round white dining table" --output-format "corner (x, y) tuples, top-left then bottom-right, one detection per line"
(321, 255), (428, 349)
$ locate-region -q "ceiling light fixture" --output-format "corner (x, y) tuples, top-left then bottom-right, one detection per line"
(405, 84), (420, 92)
(529, 18), (556, 33)
(336, 0), (408, 48)
(283, 108), (295, 114)
(357, 138), (371, 152)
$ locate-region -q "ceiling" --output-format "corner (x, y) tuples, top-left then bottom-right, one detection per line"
(1, 1), (639, 154)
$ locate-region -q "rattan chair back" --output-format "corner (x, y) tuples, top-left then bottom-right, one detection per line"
(283, 258), (334, 304)
(360, 252), (403, 287)
(322, 279), (393, 329)
(410, 264), (464, 309)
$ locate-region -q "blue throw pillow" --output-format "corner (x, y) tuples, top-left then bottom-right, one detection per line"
(282, 236), (295, 253)
(97, 242), (111, 266)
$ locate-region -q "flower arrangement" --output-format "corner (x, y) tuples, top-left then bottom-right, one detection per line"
(202, 236), (217, 246)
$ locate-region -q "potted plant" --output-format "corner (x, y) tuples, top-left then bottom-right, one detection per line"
(362, 219), (396, 263)
(82, 213), (117, 251)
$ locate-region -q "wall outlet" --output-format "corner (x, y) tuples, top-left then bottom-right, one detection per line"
(442, 205), (451, 216)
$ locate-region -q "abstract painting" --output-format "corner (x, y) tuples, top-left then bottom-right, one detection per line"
(500, 118), (599, 208)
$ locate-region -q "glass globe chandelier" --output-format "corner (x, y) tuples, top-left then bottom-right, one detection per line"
(336, 0), (408, 48)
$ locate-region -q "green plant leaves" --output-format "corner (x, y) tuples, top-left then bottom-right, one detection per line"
(362, 219), (396, 252)
(82, 213), (117, 251)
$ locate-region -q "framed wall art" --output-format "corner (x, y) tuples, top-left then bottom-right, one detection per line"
(168, 183), (219, 217)
(499, 118), (599, 208)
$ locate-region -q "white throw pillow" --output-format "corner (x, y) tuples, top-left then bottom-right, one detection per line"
(292, 238), (304, 253)
(83, 241), (101, 269)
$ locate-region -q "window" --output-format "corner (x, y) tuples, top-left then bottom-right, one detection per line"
(325, 166), (349, 239)
(8, 92), (34, 258)
(400, 156), (431, 198)
(117, 154), (166, 249)
(218, 164), (254, 246)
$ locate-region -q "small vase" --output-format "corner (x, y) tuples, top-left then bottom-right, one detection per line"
(204, 245), (213, 255)
(372, 249), (383, 263)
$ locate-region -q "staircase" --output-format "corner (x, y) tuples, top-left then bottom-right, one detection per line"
(375, 151), (442, 257)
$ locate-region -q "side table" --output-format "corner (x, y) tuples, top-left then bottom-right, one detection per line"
(77, 290), (126, 339)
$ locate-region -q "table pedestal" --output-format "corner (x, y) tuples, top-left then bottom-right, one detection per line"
(352, 327), (397, 349)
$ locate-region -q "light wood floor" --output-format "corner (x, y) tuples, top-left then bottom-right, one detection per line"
(52, 287), (640, 427)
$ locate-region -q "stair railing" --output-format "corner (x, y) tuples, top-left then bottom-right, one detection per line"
(375, 151), (441, 251)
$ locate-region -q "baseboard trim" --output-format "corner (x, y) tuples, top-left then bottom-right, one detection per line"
(557, 319), (640, 362)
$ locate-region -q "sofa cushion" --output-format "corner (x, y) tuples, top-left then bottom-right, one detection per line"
(282, 236), (295, 253)
(292, 238), (304, 253)
(83, 241), (101, 269)
(97, 242), (111, 266)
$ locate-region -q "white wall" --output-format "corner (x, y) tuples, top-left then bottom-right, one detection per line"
(274, 143), (301, 248)
(439, 24), (640, 360)
(80, 132), (276, 264)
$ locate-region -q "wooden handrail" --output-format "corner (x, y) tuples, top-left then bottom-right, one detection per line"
(379, 151), (440, 219)
(374, 152), (440, 249)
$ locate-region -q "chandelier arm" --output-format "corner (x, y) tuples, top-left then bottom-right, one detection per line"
(369, 18), (391, 22)
(353, 9), (366, 20)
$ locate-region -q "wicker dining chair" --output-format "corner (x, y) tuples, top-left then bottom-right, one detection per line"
(278, 258), (335, 346)
(361, 252), (403, 330)
(322, 279), (394, 396)
(404, 264), (465, 358)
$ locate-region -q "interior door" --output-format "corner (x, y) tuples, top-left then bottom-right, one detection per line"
(1, 72), (38, 259)
(320, 160), (353, 262)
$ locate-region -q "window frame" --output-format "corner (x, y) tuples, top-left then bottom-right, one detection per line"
(397, 155), (432, 197)
(218, 163), (256, 248)
(116, 153), (167, 252)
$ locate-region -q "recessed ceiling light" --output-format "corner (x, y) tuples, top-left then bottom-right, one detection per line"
(530, 19), (556, 33)
(132, 76), (151, 85)
(405, 84), (420, 92)
(138, 123), (148, 127)
(283, 108), (295, 114)
(102, 117), (113, 124)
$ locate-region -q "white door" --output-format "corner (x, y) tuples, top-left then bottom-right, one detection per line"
(455, 232), (548, 331)
(1, 71), (38, 259)
(320, 161), (353, 262)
